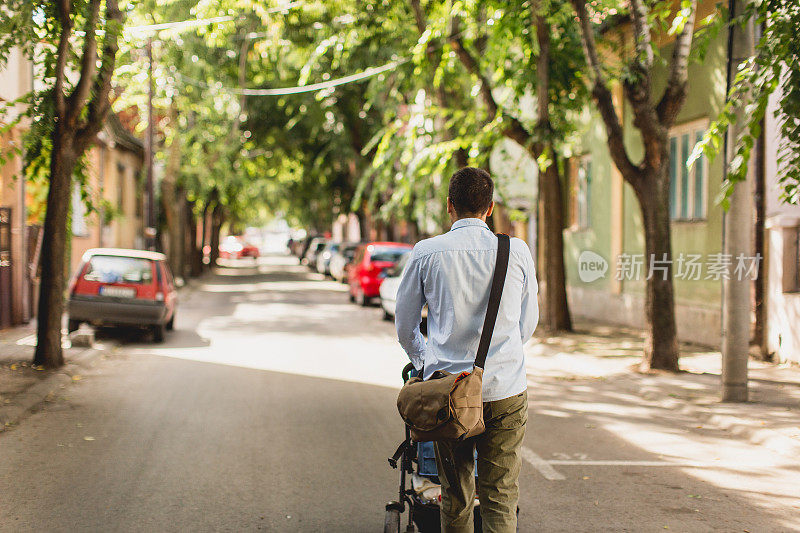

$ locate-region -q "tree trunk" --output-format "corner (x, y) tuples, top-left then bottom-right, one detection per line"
(356, 208), (371, 241)
(200, 198), (211, 269)
(635, 167), (680, 371)
(539, 159), (572, 332)
(209, 203), (223, 266)
(34, 130), (76, 368)
(187, 201), (202, 277)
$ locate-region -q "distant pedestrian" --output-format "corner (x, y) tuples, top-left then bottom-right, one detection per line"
(395, 167), (539, 533)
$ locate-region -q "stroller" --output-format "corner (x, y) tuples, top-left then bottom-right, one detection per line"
(384, 363), (483, 533)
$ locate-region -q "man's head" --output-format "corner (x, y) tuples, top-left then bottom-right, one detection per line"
(447, 167), (495, 222)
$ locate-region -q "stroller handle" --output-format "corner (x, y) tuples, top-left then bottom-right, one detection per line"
(402, 362), (415, 384)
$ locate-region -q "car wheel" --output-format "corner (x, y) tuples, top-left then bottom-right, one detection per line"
(382, 309), (394, 322)
(349, 290), (356, 303)
(67, 319), (80, 333)
(166, 314), (175, 331)
(152, 323), (166, 343)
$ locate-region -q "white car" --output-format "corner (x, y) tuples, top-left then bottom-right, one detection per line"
(379, 252), (410, 320)
(379, 252), (428, 330)
(329, 242), (359, 282)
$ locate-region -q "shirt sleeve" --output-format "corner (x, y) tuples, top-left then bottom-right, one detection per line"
(519, 244), (540, 342)
(395, 248), (427, 369)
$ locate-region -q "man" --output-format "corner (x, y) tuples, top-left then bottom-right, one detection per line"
(395, 167), (539, 533)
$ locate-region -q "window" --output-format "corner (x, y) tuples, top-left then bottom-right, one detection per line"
(669, 120), (708, 221)
(83, 256), (153, 284)
(117, 163), (127, 212)
(571, 156), (591, 229)
(783, 226), (800, 293)
(577, 157), (591, 228)
(71, 184), (89, 237)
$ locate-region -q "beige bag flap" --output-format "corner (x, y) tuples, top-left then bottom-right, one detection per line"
(396, 371), (458, 432)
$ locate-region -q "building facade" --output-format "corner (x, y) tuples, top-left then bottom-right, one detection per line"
(560, 10), (798, 361)
(0, 47), (33, 328)
(69, 116), (145, 273)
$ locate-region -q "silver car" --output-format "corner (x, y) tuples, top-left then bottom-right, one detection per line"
(315, 242), (341, 275)
(329, 243), (360, 282)
(378, 251), (428, 330)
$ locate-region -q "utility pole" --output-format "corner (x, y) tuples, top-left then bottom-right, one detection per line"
(144, 38), (156, 251)
(721, 0), (755, 402)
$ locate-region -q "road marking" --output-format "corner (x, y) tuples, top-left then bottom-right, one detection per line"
(520, 447), (566, 480)
(546, 460), (706, 467)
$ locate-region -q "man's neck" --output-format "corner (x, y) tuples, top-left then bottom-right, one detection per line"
(450, 216), (487, 225)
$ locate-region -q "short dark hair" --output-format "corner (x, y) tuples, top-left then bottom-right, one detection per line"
(448, 167), (494, 217)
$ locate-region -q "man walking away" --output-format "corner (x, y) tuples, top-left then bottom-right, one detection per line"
(395, 167), (539, 533)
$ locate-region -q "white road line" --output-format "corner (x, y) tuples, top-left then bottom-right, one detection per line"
(546, 460), (707, 467)
(520, 447), (566, 480)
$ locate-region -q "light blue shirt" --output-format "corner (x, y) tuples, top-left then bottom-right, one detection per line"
(395, 218), (539, 402)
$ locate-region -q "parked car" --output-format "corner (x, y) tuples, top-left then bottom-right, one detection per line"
(219, 235), (260, 260)
(304, 237), (329, 269)
(348, 242), (412, 306)
(378, 252), (428, 332)
(295, 235), (316, 261)
(378, 251), (411, 319)
(330, 242), (360, 282)
(67, 248), (178, 342)
(315, 242), (342, 275)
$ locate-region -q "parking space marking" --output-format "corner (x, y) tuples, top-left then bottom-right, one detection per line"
(520, 447), (566, 480)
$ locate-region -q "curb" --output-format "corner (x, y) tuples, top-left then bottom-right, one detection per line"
(0, 344), (107, 432)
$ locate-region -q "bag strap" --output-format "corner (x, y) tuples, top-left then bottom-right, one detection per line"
(474, 233), (510, 369)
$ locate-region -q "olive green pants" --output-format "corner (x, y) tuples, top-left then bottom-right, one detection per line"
(434, 390), (528, 533)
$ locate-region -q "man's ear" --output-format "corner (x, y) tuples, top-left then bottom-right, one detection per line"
(447, 197), (455, 216)
(485, 201), (494, 218)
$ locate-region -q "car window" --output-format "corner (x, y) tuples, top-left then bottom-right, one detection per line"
(370, 247), (410, 263)
(385, 252), (411, 277)
(83, 256), (153, 284)
(354, 247), (365, 263)
(161, 261), (174, 288)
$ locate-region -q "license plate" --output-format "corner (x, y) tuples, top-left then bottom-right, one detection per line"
(99, 285), (135, 298)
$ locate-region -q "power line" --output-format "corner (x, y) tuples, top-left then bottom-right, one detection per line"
(174, 58), (407, 96)
(124, 1), (303, 36)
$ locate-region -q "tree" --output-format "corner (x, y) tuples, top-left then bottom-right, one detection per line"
(692, 0), (800, 205)
(1, 0), (123, 368)
(570, 0), (699, 371)
(394, 0), (585, 332)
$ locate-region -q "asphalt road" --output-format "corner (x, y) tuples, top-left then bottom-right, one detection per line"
(0, 255), (797, 532)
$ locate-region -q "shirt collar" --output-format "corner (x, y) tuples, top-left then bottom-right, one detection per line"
(450, 218), (490, 232)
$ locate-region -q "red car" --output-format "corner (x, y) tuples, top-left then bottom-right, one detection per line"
(348, 242), (413, 306)
(219, 236), (260, 260)
(67, 248), (178, 342)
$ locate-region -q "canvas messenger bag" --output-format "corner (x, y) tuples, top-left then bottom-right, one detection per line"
(396, 233), (510, 442)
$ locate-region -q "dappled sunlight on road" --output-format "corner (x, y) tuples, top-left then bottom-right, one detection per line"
(526, 372), (800, 529)
(125, 255), (409, 390)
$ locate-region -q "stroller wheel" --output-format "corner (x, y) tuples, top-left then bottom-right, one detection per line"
(384, 508), (401, 533)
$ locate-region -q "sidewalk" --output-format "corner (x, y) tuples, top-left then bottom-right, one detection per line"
(0, 322), (107, 430)
(526, 322), (800, 458)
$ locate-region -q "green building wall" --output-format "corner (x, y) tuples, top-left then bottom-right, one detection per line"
(563, 31), (730, 347)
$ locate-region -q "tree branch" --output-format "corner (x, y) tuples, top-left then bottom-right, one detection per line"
(629, 0), (654, 70)
(53, 0), (73, 123)
(66, 0), (101, 122)
(448, 18), (532, 152)
(657, 0), (698, 126)
(571, 0), (640, 183)
(409, 0), (426, 35)
(78, 0), (123, 147)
